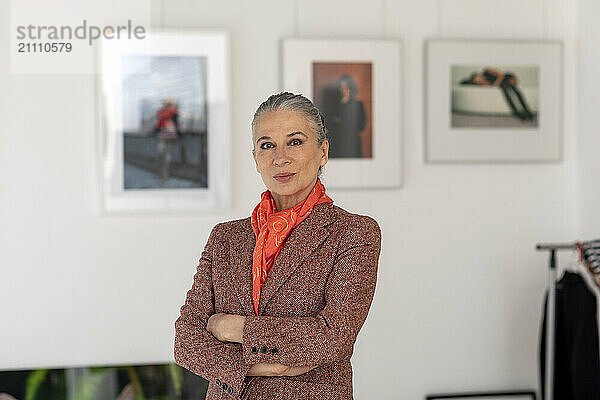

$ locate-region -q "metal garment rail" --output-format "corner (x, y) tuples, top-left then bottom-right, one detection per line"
(535, 242), (579, 400)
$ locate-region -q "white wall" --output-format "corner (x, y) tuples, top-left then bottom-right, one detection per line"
(0, 0), (582, 398)
(577, 0), (600, 236)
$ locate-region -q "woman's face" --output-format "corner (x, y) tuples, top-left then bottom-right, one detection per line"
(252, 109), (328, 210)
(339, 80), (351, 100)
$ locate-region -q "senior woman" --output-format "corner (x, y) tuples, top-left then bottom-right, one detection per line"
(174, 92), (382, 400)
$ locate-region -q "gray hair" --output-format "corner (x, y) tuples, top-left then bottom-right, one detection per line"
(251, 92), (328, 178)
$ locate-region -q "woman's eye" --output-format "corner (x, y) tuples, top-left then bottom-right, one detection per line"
(260, 139), (301, 149)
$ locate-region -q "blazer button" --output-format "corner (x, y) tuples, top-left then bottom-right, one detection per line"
(251, 346), (258, 353)
(260, 345), (268, 353)
(227, 387), (233, 395)
(216, 378), (221, 386)
(222, 382), (228, 391)
(270, 347), (278, 354)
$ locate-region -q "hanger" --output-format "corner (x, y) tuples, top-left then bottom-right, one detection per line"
(557, 249), (577, 287)
(564, 248), (582, 274)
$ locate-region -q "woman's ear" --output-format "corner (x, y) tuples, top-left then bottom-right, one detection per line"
(320, 140), (329, 166)
(252, 150), (260, 172)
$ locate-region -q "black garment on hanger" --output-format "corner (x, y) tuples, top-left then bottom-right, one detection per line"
(539, 271), (600, 399)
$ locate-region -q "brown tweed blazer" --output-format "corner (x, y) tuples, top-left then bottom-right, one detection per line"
(174, 202), (382, 400)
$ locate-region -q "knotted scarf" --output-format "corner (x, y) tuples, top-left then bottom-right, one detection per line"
(249, 177), (333, 315)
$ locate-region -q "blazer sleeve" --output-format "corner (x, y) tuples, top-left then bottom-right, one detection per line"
(241, 215), (382, 367)
(174, 223), (253, 399)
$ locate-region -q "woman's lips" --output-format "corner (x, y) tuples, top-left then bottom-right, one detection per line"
(274, 173), (295, 182)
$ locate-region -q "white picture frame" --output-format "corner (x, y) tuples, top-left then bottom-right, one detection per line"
(96, 29), (231, 214)
(281, 38), (403, 189)
(425, 39), (563, 163)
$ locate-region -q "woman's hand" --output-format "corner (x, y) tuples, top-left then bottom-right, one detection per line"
(281, 365), (319, 376)
(247, 362), (287, 377)
(247, 363), (318, 377)
(206, 313), (245, 343)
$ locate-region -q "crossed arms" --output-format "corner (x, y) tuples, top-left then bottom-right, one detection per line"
(173, 217), (381, 398)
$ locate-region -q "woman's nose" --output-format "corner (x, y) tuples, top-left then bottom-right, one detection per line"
(273, 147), (290, 166)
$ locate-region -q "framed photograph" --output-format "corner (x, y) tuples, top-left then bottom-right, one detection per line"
(96, 29), (231, 214)
(282, 38), (402, 188)
(426, 390), (536, 400)
(425, 39), (562, 163)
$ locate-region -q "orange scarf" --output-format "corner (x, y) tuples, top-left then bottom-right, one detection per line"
(250, 178), (333, 315)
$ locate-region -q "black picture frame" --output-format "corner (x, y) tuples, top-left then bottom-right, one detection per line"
(426, 390), (536, 400)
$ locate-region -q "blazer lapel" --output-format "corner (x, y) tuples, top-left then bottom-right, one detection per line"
(229, 228), (256, 316)
(229, 202), (336, 316)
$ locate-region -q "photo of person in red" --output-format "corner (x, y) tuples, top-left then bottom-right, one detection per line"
(155, 97), (181, 182)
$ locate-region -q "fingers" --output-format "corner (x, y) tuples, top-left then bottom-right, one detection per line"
(247, 362), (289, 377)
(273, 363), (290, 376)
(246, 363), (319, 377)
(283, 365), (318, 376)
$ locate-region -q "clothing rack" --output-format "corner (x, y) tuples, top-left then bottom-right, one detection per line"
(535, 242), (579, 400)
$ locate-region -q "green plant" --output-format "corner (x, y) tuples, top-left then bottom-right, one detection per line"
(24, 369), (49, 400)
